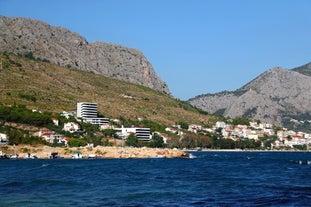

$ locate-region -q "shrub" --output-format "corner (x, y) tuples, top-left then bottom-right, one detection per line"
(68, 139), (87, 147)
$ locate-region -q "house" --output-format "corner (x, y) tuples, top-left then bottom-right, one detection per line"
(263, 128), (274, 136)
(165, 127), (178, 134)
(60, 111), (74, 119)
(39, 130), (65, 145)
(304, 133), (311, 139)
(249, 122), (264, 130)
(222, 129), (233, 138)
(64, 138), (74, 145)
(63, 122), (80, 133)
(100, 123), (114, 130)
(0, 133), (7, 143)
(51, 118), (59, 126)
(215, 121), (227, 129)
(247, 134), (259, 140)
(188, 124), (202, 133)
(162, 134), (170, 144)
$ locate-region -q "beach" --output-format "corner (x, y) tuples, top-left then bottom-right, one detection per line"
(0, 144), (189, 159)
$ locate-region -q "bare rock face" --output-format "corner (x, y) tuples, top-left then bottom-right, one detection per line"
(0, 16), (170, 94)
(188, 67), (311, 127)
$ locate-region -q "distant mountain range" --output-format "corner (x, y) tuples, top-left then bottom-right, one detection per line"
(0, 16), (170, 95)
(188, 64), (311, 131)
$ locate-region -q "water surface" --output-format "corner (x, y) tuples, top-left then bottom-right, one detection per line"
(1, 151), (311, 206)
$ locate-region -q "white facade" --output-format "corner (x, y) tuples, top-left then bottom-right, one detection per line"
(63, 122), (80, 133)
(77, 102), (98, 119)
(51, 118), (59, 126)
(0, 133), (7, 142)
(77, 102), (109, 125)
(215, 121), (226, 128)
(39, 131), (66, 145)
(60, 111), (74, 119)
(100, 123), (113, 130)
(115, 126), (151, 141)
(83, 117), (109, 125)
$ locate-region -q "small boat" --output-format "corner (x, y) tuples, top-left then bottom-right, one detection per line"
(88, 154), (96, 159)
(10, 154), (19, 159)
(0, 152), (10, 159)
(72, 153), (82, 159)
(50, 152), (60, 159)
(27, 153), (38, 159)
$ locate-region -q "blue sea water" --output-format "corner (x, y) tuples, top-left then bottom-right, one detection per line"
(0, 151), (311, 207)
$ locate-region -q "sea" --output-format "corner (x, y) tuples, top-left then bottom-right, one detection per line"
(0, 151), (311, 207)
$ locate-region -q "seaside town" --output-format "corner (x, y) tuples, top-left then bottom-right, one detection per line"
(0, 102), (310, 159)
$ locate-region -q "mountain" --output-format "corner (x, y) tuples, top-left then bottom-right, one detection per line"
(0, 53), (215, 126)
(188, 66), (311, 131)
(0, 16), (169, 94)
(292, 62), (311, 76)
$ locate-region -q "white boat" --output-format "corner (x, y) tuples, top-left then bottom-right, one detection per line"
(26, 153), (38, 159)
(88, 154), (96, 159)
(10, 154), (19, 159)
(72, 153), (82, 159)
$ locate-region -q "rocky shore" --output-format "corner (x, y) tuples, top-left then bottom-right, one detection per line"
(0, 145), (189, 159)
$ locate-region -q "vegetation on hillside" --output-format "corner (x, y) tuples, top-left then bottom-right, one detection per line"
(0, 53), (292, 150)
(0, 53), (216, 126)
(0, 98), (270, 150)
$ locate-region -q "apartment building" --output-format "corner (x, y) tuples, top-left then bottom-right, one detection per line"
(77, 102), (109, 125)
(115, 126), (151, 141)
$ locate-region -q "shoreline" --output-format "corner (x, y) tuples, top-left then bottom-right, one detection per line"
(186, 148), (311, 153)
(0, 144), (189, 159)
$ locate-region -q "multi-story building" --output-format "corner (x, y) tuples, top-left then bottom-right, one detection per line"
(83, 117), (109, 125)
(115, 126), (151, 141)
(77, 102), (98, 119)
(77, 102), (109, 125)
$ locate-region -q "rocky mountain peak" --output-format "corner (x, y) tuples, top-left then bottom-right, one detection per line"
(292, 62), (311, 77)
(188, 64), (311, 130)
(0, 16), (170, 95)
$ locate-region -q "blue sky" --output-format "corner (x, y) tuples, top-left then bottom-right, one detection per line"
(1, 0), (311, 100)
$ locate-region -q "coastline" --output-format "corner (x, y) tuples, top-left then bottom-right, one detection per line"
(186, 148), (311, 153)
(0, 144), (189, 159)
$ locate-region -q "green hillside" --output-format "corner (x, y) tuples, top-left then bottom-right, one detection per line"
(0, 53), (217, 127)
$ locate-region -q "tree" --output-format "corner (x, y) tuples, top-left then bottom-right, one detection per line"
(125, 134), (139, 147)
(68, 139), (87, 147)
(177, 121), (188, 130)
(213, 138), (235, 149)
(180, 135), (196, 149)
(232, 117), (250, 126)
(102, 129), (116, 137)
(197, 134), (213, 149)
(148, 133), (164, 148)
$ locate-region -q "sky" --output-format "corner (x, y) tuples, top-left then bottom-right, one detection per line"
(1, 0), (311, 100)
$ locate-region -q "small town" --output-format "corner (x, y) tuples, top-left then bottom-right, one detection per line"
(1, 102), (310, 159)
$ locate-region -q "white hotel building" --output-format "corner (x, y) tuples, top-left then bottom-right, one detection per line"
(77, 102), (109, 125)
(115, 126), (152, 141)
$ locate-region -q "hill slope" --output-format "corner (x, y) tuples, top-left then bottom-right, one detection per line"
(188, 66), (311, 130)
(0, 53), (215, 126)
(0, 16), (169, 94)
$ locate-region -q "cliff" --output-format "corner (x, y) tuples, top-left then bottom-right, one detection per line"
(0, 16), (170, 94)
